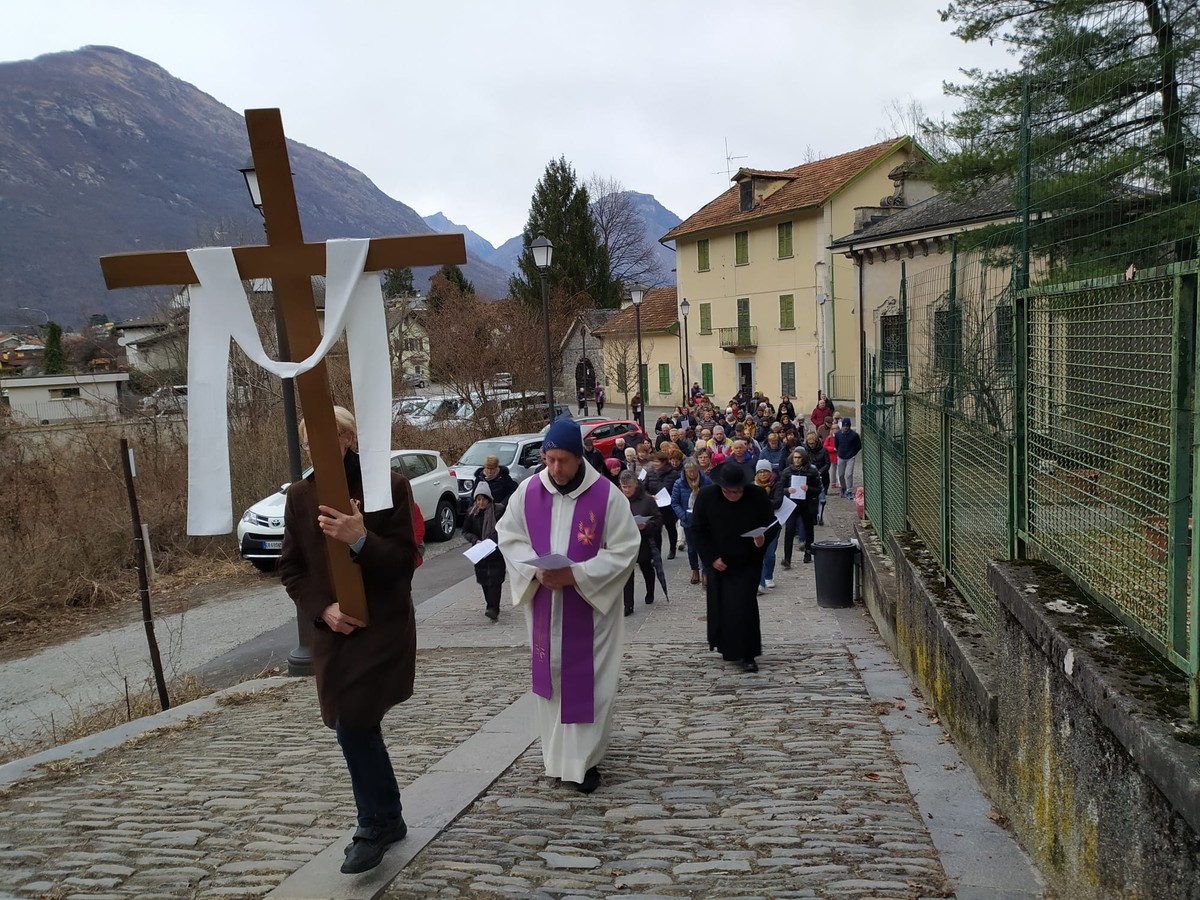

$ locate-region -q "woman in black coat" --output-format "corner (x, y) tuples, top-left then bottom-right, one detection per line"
(803, 431), (832, 525)
(462, 480), (506, 620)
(773, 448), (823, 566)
(619, 470), (661, 615)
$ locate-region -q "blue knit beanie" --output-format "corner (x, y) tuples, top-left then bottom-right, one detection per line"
(542, 418), (584, 456)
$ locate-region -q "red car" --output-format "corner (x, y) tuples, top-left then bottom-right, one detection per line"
(581, 419), (644, 456)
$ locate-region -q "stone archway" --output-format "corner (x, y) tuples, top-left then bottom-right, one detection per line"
(575, 357), (596, 395)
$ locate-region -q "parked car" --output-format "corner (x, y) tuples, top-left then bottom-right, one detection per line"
(391, 395), (428, 422)
(237, 449), (458, 571)
(578, 419), (643, 456)
(405, 395), (470, 428)
(539, 415), (607, 436)
(449, 433), (545, 517)
(401, 372), (427, 388)
(140, 384), (188, 415)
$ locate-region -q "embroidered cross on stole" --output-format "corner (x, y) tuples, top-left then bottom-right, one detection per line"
(524, 476), (611, 723)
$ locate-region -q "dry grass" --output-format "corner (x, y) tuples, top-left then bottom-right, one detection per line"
(0, 409), (289, 639)
(0, 672), (215, 765)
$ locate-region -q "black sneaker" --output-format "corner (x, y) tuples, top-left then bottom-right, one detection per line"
(645, 596), (655, 605)
(781, 560), (791, 570)
(484, 607), (499, 621)
(742, 659), (758, 673)
(624, 607), (633, 617)
(803, 552), (812, 564)
(576, 766), (601, 793)
(341, 819), (407, 873)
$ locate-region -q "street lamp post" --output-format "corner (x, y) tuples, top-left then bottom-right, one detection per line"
(531, 233), (556, 425)
(680, 297), (691, 404)
(629, 284), (646, 430)
(239, 159), (309, 676)
(18, 307), (50, 326)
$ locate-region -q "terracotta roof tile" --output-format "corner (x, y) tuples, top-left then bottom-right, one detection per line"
(662, 138), (913, 242)
(592, 286), (679, 338)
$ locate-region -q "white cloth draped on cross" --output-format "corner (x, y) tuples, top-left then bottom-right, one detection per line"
(185, 237), (392, 535)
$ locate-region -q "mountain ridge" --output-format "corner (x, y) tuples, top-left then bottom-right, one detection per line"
(0, 45), (511, 327)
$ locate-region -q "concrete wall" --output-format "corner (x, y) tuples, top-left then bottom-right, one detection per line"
(857, 523), (1200, 898)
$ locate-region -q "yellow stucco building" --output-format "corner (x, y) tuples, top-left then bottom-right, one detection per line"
(662, 138), (932, 416)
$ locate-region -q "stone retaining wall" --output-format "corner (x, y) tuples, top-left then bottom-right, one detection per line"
(856, 523), (1200, 899)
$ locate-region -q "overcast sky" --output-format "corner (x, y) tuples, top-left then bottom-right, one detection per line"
(2, 0), (1015, 247)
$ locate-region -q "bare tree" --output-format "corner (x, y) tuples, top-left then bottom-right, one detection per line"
(599, 332), (655, 420)
(875, 96), (954, 161)
(587, 175), (665, 288)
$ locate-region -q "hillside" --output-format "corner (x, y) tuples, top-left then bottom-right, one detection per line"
(0, 46), (511, 327)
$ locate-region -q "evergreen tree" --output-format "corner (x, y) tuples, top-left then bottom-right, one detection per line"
(934, 0), (1200, 272)
(509, 157), (619, 310)
(381, 267), (415, 299)
(43, 322), (67, 374)
(425, 264), (474, 310)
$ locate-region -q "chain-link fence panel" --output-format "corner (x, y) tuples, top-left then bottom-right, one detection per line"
(1026, 275), (1174, 644)
(905, 396), (943, 565)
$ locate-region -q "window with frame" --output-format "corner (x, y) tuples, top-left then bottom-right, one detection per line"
(657, 363), (671, 393)
(880, 313), (906, 372)
(698, 302), (712, 334)
(995, 304), (1014, 374)
(739, 181), (754, 212)
(735, 231), (749, 266)
(697, 239), (710, 272)
(777, 222), (793, 258)
(779, 294), (795, 330)
(933, 307), (963, 373)
(701, 362), (714, 395)
(780, 362), (796, 397)
(50, 387), (80, 399)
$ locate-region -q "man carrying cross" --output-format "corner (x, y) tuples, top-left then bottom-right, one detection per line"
(496, 419), (640, 793)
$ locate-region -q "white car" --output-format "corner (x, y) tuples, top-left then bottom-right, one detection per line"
(237, 449), (458, 571)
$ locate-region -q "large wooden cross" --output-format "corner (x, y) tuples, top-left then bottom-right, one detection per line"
(100, 108), (466, 622)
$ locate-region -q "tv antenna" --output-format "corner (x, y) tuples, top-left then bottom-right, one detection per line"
(713, 137), (747, 181)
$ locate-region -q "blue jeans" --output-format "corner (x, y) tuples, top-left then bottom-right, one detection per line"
(760, 532), (779, 586)
(683, 523), (701, 573)
(335, 721), (402, 828)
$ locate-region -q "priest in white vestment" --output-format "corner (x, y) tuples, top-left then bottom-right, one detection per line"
(497, 419), (640, 793)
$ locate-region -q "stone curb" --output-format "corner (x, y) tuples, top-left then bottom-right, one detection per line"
(0, 675), (292, 789)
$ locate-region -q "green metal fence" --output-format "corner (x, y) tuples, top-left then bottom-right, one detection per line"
(859, 1), (1199, 716)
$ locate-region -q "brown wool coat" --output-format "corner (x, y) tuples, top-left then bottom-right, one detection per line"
(279, 456), (418, 729)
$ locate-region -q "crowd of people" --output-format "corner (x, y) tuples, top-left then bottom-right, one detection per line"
(278, 396), (863, 872)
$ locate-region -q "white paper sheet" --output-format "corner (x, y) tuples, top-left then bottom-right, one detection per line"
(790, 475), (808, 494)
(653, 487), (671, 507)
(184, 239), (393, 535)
(740, 524), (773, 538)
(464, 538), (498, 564)
(637, 468), (647, 481)
(521, 552), (574, 569)
(775, 497), (796, 526)
(634, 515), (653, 526)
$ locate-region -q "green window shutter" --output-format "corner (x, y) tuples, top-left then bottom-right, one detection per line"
(777, 222), (793, 258)
(697, 239), (710, 272)
(658, 363), (671, 393)
(781, 361), (796, 397)
(735, 231), (749, 265)
(699, 302), (712, 334)
(779, 294), (794, 329)
(616, 361), (627, 392)
(701, 362), (714, 395)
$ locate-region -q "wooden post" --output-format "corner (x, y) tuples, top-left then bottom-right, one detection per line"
(100, 109), (465, 622)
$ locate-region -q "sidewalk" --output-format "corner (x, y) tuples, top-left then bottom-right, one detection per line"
(0, 494), (1045, 899)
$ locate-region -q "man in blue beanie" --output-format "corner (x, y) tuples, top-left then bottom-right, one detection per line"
(497, 418), (640, 794)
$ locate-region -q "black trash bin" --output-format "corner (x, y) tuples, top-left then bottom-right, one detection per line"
(811, 540), (857, 608)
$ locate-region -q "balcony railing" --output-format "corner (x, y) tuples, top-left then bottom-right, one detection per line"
(717, 326), (757, 352)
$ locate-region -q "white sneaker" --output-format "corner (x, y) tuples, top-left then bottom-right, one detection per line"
(677, 539), (686, 550)
(765, 579), (776, 589)
(757, 585), (767, 595)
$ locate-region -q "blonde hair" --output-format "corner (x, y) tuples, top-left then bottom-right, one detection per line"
(298, 405), (358, 451)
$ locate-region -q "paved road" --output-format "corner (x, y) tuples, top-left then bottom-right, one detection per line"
(0, 495), (1046, 898)
(0, 534), (472, 754)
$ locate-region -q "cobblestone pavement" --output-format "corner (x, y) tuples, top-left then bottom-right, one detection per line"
(0, 494), (1042, 899)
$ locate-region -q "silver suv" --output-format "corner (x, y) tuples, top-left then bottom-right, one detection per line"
(449, 433), (545, 517)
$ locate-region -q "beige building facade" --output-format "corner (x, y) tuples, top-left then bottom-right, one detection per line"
(663, 139), (932, 417)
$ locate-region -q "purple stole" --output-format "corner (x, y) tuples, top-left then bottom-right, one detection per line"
(525, 474), (610, 723)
